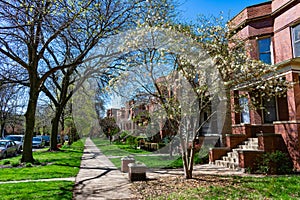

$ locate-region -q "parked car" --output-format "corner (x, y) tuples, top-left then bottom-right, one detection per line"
(32, 136), (45, 148)
(41, 135), (50, 146)
(4, 135), (24, 153)
(0, 140), (18, 159)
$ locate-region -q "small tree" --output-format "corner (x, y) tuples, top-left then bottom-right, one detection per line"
(109, 23), (222, 179)
(98, 117), (120, 140)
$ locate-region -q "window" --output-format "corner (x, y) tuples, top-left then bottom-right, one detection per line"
(258, 38), (272, 64)
(239, 97), (250, 124)
(292, 24), (300, 57)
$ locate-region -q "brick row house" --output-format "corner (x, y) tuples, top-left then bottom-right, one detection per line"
(210, 0), (300, 171)
(107, 98), (167, 142)
(106, 74), (220, 144)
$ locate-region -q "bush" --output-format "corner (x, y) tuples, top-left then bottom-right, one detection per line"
(167, 151), (208, 169)
(255, 151), (293, 175)
(26, 162), (33, 167)
(3, 160), (10, 165)
(125, 135), (137, 146)
(34, 159), (41, 165)
(10, 161), (19, 167)
(120, 131), (129, 140)
(194, 152), (209, 165)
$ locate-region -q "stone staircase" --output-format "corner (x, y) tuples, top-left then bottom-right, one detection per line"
(214, 138), (259, 170)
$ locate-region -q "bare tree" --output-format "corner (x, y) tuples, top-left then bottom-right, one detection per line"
(0, 0), (146, 163)
(0, 83), (26, 138)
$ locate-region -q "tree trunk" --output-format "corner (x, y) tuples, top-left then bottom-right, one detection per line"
(1, 122), (5, 138)
(182, 147), (195, 179)
(49, 106), (63, 151)
(180, 132), (194, 179)
(21, 88), (39, 163)
(169, 139), (173, 158)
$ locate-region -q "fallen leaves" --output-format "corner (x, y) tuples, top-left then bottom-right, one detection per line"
(131, 175), (237, 199)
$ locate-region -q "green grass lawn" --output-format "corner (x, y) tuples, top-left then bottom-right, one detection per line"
(0, 139), (85, 181)
(0, 181), (74, 200)
(109, 155), (181, 169)
(158, 175), (300, 200)
(92, 138), (183, 169)
(92, 138), (150, 156)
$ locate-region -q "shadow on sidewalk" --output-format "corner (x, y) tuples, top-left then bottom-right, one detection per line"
(74, 167), (116, 186)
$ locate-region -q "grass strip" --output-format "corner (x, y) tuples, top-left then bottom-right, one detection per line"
(0, 181), (74, 200)
(92, 138), (183, 169)
(92, 138), (150, 156)
(0, 139), (85, 181)
(158, 175), (300, 200)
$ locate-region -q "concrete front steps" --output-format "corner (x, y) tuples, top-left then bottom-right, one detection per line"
(213, 138), (259, 170)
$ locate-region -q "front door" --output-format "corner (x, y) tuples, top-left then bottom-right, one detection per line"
(263, 97), (277, 123)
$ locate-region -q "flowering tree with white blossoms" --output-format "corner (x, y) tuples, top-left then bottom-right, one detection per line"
(108, 23), (225, 179)
(107, 12), (293, 178)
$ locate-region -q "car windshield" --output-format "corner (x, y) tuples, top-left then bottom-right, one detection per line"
(32, 137), (41, 141)
(0, 141), (7, 147)
(5, 136), (22, 142)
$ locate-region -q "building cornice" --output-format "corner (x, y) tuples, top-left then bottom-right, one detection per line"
(271, 0), (299, 18)
(230, 0), (299, 34)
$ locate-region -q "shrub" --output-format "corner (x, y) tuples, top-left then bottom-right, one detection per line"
(167, 152), (208, 169)
(194, 152), (209, 165)
(255, 151), (293, 175)
(125, 135), (137, 146)
(120, 131), (129, 140)
(34, 159), (41, 165)
(3, 160), (10, 165)
(10, 161), (19, 167)
(26, 162), (33, 167)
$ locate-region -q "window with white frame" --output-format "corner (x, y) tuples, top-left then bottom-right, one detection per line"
(258, 37), (272, 64)
(292, 24), (300, 57)
(239, 97), (250, 124)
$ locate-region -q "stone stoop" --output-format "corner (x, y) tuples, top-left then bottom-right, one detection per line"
(214, 138), (259, 170)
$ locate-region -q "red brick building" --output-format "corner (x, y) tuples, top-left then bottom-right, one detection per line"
(210, 0), (300, 171)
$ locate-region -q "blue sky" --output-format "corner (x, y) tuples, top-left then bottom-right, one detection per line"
(178, 0), (269, 21)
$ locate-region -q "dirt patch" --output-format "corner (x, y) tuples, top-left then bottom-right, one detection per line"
(131, 174), (242, 199)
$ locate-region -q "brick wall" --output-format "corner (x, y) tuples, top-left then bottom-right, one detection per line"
(257, 133), (286, 152)
(274, 122), (300, 170)
(274, 3), (300, 32)
(286, 72), (300, 121)
(230, 9), (248, 27)
(230, 2), (271, 30)
(238, 150), (264, 169)
(209, 147), (230, 163)
(247, 3), (272, 19)
(232, 124), (252, 136)
(272, 0), (296, 12)
(275, 28), (293, 63)
(226, 134), (248, 148)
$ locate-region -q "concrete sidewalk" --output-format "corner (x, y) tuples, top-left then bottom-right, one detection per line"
(73, 138), (135, 200)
